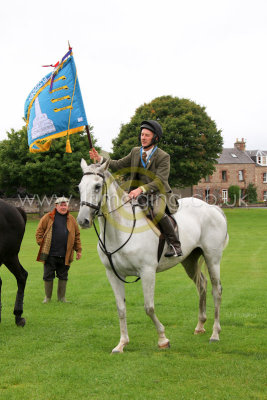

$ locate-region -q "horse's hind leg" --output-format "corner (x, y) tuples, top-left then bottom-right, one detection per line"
(4, 255), (28, 327)
(205, 256), (222, 342)
(141, 268), (170, 349)
(106, 269), (129, 353)
(182, 249), (207, 334)
(0, 275), (2, 323)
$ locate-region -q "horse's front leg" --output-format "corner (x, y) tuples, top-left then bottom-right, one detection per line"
(105, 269), (129, 353)
(141, 268), (170, 349)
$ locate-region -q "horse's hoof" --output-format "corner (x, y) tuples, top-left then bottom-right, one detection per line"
(15, 317), (26, 327)
(158, 340), (170, 349)
(194, 329), (206, 335)
(111, 346), (124, 354)
(209, 338), (219, 343)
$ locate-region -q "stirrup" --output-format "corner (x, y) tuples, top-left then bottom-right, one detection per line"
(164, 244), (183, 258)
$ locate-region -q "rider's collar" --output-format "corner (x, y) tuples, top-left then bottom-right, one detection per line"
(140, 146), (157, 168)
(142, 146), (154, 158)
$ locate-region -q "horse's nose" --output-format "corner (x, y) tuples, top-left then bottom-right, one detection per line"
(84, 218), (90, 227)
(80, 218), (91, 228)
(77, 216), (91, 228)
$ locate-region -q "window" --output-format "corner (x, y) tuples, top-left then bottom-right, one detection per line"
(204, 176), (210, 183)
(257, 155), (267, 165)
(263, 173), (267, 183)
(231, 153), (238, 158)
(222, 170), (227, 182)
(264, 191), (267, 201)
(222, 189), (228, 203)
(238, 170), (244, 181)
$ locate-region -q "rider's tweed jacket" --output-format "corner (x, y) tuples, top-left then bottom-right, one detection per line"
(104, 146), (178, 214)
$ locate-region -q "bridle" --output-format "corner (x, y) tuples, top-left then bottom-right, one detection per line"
(80, 171), (140, 284)
(80, 172), (105, 212)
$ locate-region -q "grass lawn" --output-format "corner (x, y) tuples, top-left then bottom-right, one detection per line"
(0, 208), (266, 400)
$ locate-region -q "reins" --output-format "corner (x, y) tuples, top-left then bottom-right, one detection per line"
(81, 171), (140, 284)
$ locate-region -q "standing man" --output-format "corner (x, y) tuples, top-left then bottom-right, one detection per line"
(89, 120), (183, 257)
(36, 197), (82, 303)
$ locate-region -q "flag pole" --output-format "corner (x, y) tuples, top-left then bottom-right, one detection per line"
(85, 125), (97, 163)
(85, 125), (93, 149)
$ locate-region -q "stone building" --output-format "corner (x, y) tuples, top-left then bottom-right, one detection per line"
(192, 139), (267, 204)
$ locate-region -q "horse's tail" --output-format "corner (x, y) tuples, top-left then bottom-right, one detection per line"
(16, 207), (27, 225)
(195, 252), (207, 294)
(223, 232), (229, 250)
(214, 204), (227, 220)
(183, 248), (207, 294)
(214, 205), (229, 250)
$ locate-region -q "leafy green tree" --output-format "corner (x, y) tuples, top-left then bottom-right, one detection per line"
(228, 185), (241, 206)
(112, 95), (223, 187)
(245, 183), (257, 204)
(0, 125), (98, 214)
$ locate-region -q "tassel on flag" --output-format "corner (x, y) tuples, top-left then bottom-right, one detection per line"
(66, 138), (72, 153)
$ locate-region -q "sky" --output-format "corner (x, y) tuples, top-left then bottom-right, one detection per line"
(1, 0), (267, 152)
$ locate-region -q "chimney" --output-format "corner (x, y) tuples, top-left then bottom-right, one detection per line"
(234, 138), (246, 152)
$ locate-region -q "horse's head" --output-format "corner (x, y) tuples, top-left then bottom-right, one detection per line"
(77, 158), (110, 228)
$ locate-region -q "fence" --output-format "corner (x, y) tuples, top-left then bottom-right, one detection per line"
(2, 196), (80, 213)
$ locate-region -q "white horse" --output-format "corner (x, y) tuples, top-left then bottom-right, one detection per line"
(77, 159), (228, 353)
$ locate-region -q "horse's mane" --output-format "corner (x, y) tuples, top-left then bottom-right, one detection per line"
(104, 170), (127, 198)
(85, 162), (127, 199)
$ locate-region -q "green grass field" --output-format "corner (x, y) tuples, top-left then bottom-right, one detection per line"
(0, 209), (266, 400)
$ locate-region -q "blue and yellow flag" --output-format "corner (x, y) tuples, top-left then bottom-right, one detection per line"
(24, 48), (88, 153)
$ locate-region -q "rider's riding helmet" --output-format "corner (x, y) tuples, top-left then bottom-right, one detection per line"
(140, 120), (163, 148)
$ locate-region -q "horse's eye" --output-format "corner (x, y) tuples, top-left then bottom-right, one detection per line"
(95, 184), (101, 192)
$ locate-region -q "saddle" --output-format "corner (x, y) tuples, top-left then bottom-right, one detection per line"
(145, 209), (178, 262)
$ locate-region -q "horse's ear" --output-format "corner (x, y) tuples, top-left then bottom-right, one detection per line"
(81, 158), (88, 172)
(101, 158), (110, 171)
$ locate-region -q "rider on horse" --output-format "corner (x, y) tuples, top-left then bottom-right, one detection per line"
(89, 120), (183, 257)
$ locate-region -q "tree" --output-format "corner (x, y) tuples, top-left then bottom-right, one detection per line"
(228, 185), (241, 206)
(0, 125), (98, 214)
(245, 183), (257, 204)
(112, 95), (223, 187)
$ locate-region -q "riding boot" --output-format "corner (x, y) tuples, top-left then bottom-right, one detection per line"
(57, 279), (69, 303)
(42, 280), (53, 303)
(158, 214), (183, 257)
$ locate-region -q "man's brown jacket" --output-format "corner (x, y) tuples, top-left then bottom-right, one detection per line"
(36, 209), (82, 265)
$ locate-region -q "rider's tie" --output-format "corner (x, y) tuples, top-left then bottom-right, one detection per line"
(142, 151), (147, 163)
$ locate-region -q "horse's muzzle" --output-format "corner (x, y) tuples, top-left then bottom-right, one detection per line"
(77, 216), (92, 229)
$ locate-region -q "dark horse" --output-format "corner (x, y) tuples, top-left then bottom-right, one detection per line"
(0, 199), (28, 326)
